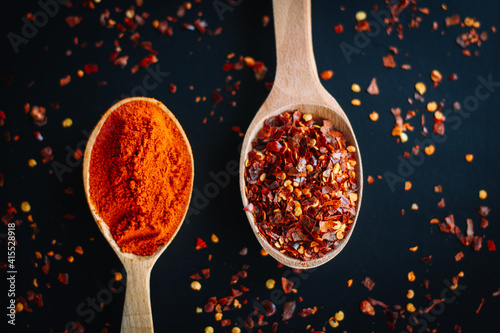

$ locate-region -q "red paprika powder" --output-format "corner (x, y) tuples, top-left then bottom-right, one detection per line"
(88, 98), (193, 256)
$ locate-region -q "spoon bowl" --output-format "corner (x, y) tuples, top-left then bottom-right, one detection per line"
(239, 0), (363, 269)
(83, 97), (194, 332)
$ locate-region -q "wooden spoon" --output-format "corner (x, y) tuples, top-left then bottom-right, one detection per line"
(82, 97), (194, 332)
(239, 0), (363, 269)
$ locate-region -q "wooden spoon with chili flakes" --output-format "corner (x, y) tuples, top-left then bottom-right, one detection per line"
(83, 97), (194, 333)
(239, 0), (363, 269)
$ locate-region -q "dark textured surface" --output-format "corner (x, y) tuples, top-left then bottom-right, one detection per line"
(0, 0), (499, 332)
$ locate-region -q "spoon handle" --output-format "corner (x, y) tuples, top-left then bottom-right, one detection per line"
(121, 262), (154, 333)
(273, 0), (319, 93)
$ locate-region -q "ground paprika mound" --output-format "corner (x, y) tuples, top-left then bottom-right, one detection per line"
(88, 99), (193, 256)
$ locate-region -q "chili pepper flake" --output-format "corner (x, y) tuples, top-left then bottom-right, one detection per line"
(320, 70), (334, 80)
(334, 24), (344, 33)
(369, 111), (379, 121)
(487, 240), (496, 251)
(75, 246), (84, 255)
(57, 273), (69, 285)
(366, 78), (379, 95)
(362, 277), (375, 291)
(455, 251), (464, 261)
(59, 75), (71, 86)
(360, 300), (375, 316)
(196, 237), (207, 250)
(476, 298), (485, 314)
(382, 55), (396, 68)
(66, 16), (83, 27)
(282, 300), (296, 321)
(281, 277), (294, 294)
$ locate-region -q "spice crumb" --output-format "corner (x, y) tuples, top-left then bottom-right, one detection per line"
(465, 154), (474, 162)
(479, 190), (487, 200)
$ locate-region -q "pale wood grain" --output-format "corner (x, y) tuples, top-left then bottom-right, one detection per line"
(239, 0), (363, 269)
(83, 97), (194, 333)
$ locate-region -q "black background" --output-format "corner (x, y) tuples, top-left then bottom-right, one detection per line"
(0, 0), (499, 332)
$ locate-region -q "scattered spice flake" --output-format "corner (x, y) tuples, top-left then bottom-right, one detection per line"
(445, 15), (461, 27)
(57, 273), (69, 285)
(66, 16), (83, 27)
(262, 300), (276, 316)
(320, 70), (334, 80)
(493, 289), (500, 297)
(437, 198), (445, 208)
(362, 277), (375, 291)
(84, 64), (99, 74)
(382, 55), (396, 68)
(30, 106), (47, 126)
(113, 56), (129, 68)
(282, 300), (296, 321)
(384, 309), (399, 330)
(281, 277), (294, 294)
(298, 307), (316, 317)
(0, 173), (3, 187)
(478, 205), (491, 217)
(476, 298), (485, 314)
(59, 75), (71, 86)
(367, 78), (379, 95)
(196, 237), (207, 250)
(455, 251), (464, 261)
(239, 247), (248, 255)
(487, 240), (496, 251)
(190, 272), (202, 280)
(212, 91), (223, 106)
(473, 236), (482, 251)
(139, 54), (158, 68)
(169, 83), (177, 93)
(360, 300), (375, 316)
(367, 175), (374, 184)
(334, 24), (344, 34)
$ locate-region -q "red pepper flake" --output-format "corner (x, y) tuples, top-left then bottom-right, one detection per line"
(368, 297), (388, 308)
(320, 70), (334, 80)
(362, 276), (375, 291)
(445, 14), (461, 27)
(59, 75), (71, 86)
(448, 73), (458, 81)
(476, 298), (485, 314)
(221, 319), (231, 327)
(75, 246), (84, 255)
(473, 236), (483, 251)
(281, 277), (294, 294)
(487, 240), (496, 251)
(382, 55), (396, 68)
(84, 64), (99, 74)
(57, 273), (69, 285)
(169, 83), (177, 93)
(113, 56), (129, 68)
(481, 218), (489, 229)
(204, 296), (217, 312)
(437, 198), (445, 208)
(40, 147), (54, 163)
(298, 307), (316, 317)
(201, 268), (210, 279)
(193, 19), (207, 34)
(212, 91), (223, 106)
(360, 300), (375, 316)
(455, 251), (464, 262)
(282, 300), (296, 321)
(420, 255), (432, 263)
(195, 237), (207, 250)
(384, 309), (399, 330)
(30, 106), (47, 126)
(367, 77), (379, 95)
(0, 173), (3, 187)
(355, 20), (370, 32)
(262, 300), (276, 316)
(138, 54), (158, 68)
(190, 272), (202, 280)
(478, 205), (491, 217)
(65, 16), (82, 27)
(334, 24), (344, 34)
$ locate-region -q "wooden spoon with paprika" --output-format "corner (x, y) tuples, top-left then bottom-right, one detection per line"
(239, 0), (363, 269)
(83, 97), (194, 332)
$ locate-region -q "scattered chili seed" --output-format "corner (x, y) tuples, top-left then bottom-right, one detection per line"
(62, 118), (73, 128)
(360, 300), (375, 316)
(28, 159), (38, 168)
(355, 11), (367, 21)
(260, 249), (268, 256)
(406, 303), (416, 312)
(415, 82), (426, 95)
(231, 327), (241, 333)
(409, 246), (418, 252)
(320, 70), (334, 80)
(404, 181), (412, 191)
(408, 271), (415, 282)
(407, 289), (415, 299)
(347, 279), (353, 287)
(204, 327), (214, 333)
(351, 83), (361, 93)
(426, 101), (438, 112)
(328, 317), (339, 328)
(479, 190), (487, 199)
(430, 70), (443, 83)
(351, 98), (361, 106)
(335, 311), (344, 321)
(266, 279), (275, 289)
(211, 234), (219, 243)
(191, 281), (202, 291)
(465, 154), (474, 162)
(400, 132), (408, 143)
(424, 145), (435, 155)
(114, 272), (123, 281)
(21, 201), (31, 213)
(75, 246), (84, 255)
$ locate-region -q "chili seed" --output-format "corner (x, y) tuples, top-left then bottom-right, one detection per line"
(191, 281), (202, 290)
(408, 271), (416, 282)
(16, 302), (24, 312)
(215, 313), (223, 321)
(434, 111), (444, 121)
(351, 83), (361, 93)
(335, 311), (345, 321)
(260, 249), (268, 256)
(424, 145), (435, 155)
(409, 246), (418, 252)
(430, 70), (443, 83)
(411, 203), (419, 210)
(21, 201), (31, 213)
(320, 70), (334, 80)
(28, 159), (37, 167)
(369, 111), (379, 121)
(266, 279), (275, 289)
(479, 190), (487, 200)
(465, 154), (474, 162)
(426, 101), (437, 112)
(231, 328), (241, 333)
(303, 113), (313, 122)
(351, 99), (361, 106)
(400, 132), (408, 143)
(211, 234), (219, 243)
(407, 289), (415, 299)
(196, 307), (202, 313)
(406, 303), (416, 312)
(328, 317), (339, 328)
(204, 327), (214, 333)
(415, 82), (426, 95)
(355, 11), (367, 21)
(62, 118), (73, 128)
(347, 279), (353, 287)
(404, 181), (412, 191)
(114, 272), (123, 281)
(77, 70), (84, 78)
